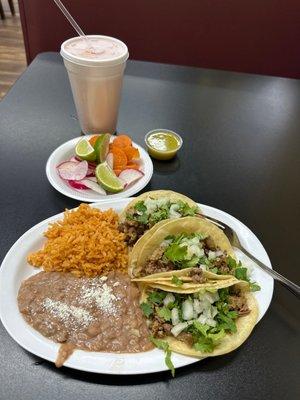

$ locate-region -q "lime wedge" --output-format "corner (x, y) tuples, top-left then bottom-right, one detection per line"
(94, 133), (111, 163)
(95, 162), (124, 193)
(75, 138), (97, 162)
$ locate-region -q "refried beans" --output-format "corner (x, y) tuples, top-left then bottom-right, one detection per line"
(17, 271), (153, 367)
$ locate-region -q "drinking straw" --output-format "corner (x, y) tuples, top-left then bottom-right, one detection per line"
(53, 0), (86, 37)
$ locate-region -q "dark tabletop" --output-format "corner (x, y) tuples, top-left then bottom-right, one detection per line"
(0, 53), (299, 400)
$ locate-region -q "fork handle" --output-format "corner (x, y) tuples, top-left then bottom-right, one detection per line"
(240, 246), (300, 298)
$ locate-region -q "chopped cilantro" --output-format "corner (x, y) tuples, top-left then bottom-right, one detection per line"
(226, 256), (260, 292)
(194, 337), (214, 353)
(193, 321), (210, 336)
(150, 336), (175, 377)
(165, 349), (175, 377)
(148, 291), (166, 305)
(150, 336), (169, 351)
(235, 267), (248, 281)
(134, 201), (147, 213)
(207, 328), (226, 342)
(140, 302), (153, 318)
(177, 201), (198, 217)
(164, 243), (187, 263)
(157, 306), (172, 321)
(198, 256), (212, 267)
(217, 313), (237, 333)
(171, 275), (183, 286)
(149, 206), (170, 225)
(227, 256), (239, 269)
(249, 282), (261, 292)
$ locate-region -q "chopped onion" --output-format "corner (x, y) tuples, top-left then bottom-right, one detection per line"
(198, 314), (217, 327)
(193, 298), (204, 314)
(182, 299), (194, 320)
(215, 250), (224, 257)
(171, 308), (180, 325)
(163, 293), (175, 306)
(171, 322), (188, 337)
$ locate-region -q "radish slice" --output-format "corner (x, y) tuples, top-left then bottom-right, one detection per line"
(68, 180), (89, 190)
(86, 165), (96, 177)
(69, 156), (79, 163)
(57, 160), (88, 180)
(87, 176), (97, 182)
(106, 153), (114, 169)
(80, 179), (107, 195)
(57, 161), (79, 180)
(119, 169), (144, 187)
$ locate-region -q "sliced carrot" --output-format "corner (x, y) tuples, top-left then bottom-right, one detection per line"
(123, 146), (140, 161)
(111, 147), (127, 169)
(89, 135), (100, 147)
(112, 134), (132, 148)
(125, 163), (141, 170)
(114, 169), (122, 176)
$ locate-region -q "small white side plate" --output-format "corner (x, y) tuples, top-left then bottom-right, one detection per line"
(46, 136), (153, 202)
(0, 200), (273, 375)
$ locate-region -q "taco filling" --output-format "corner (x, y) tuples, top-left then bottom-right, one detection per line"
(119, 198), (199, 245)
(142, 286), (251, 352)
(140, 233), (260, 290)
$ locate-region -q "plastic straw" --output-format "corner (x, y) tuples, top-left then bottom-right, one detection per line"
(53, 0), (86, 37)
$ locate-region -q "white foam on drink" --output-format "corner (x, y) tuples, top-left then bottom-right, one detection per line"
(64, 37), (126, 60)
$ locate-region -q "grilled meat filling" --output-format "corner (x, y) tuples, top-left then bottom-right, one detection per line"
(141, 247), (175, 276)
(229, 292), (250, 316)
(188, 268), (207, 283)
(119, 220), (148, 246)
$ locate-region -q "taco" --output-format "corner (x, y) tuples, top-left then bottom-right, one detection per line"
(119, 190), (200, 248)
(139, 280), (258, 374)
(131, 217), (260, 292)
(131, 216), (233, 277)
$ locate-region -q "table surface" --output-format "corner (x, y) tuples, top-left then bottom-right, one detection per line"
(0, 53), (299, 400)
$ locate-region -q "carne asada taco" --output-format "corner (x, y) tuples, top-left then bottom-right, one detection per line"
(139, 280), (258, 373)
(133, 267), (242, 292)
(119, 190), (200, 247)
(131, 217), (260, 292)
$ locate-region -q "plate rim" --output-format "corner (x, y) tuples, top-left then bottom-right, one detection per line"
(0, 199), (274, 375)
(45, 136), (153, 202)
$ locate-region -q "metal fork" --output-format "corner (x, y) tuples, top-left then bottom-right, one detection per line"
(200, 214), (300, 298)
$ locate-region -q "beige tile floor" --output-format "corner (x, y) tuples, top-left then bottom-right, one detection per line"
(0, 0), (26, 100)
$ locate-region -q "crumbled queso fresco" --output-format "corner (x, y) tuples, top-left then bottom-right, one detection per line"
(17, 270), (153, 367)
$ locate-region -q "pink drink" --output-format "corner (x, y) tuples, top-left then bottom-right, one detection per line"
(61, 36), (129, 134)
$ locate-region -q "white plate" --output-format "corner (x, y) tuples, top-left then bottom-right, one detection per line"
(46, 136), (153, 202)
(0, 199), (273, 375)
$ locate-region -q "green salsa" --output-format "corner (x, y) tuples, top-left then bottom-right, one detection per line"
(145, 129), (182, 160)
(147, 132), (180, 151)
